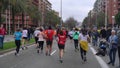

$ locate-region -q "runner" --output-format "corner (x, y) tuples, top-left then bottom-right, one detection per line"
(45, 26), (55, 56)
(92, 28), (99, 46)
(34, 27), (40, 48)
(14, 29), (22, 56)
(73, 28), (80, 52)
(57, 30), (66, 63)
(68, 29), (74, 40)
(21, 27), (28, 50)
(37, 27), (46, 54)
(79, 29), (90, 63)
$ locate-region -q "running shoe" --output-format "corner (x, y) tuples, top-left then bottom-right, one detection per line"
(59, 59), (63, 63)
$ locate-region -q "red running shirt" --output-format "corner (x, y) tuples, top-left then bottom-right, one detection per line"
(58, 34), (66, 45)
(45, 29), (54, 41)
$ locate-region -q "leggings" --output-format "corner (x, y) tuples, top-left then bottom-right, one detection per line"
(74, 39), (78, 49)
(38, 41), (44, 50)
(15, 40), (21, 53)
(80, 47), (86, 60)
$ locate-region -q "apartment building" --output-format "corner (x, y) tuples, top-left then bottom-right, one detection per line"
(93, 0), (120, 26)
(94, 0), (105, 13)
(3, 0), (52, 32)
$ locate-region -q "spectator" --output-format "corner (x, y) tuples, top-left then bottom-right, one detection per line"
(108, 30), (118, 66)
(0, 24), (6, 49)
(100, 27), (107, 39)
(106, 26), (112, 41)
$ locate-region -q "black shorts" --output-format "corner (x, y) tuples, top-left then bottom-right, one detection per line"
(22, 37), (27, 40)
(46, 40), (53, 46)
(58, 44), (65, 49)
(69, 36), (73, 39)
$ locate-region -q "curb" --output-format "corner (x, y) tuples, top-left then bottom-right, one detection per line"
(0, 43), (35, 55)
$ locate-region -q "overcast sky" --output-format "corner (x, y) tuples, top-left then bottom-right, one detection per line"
(48, 0), (96, 22)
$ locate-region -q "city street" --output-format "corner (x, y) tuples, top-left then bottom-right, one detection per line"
(0, 39), (119, 68)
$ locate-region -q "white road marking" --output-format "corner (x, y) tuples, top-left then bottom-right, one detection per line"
(50, 50), (56, 56)
(89, 45), (109, 68)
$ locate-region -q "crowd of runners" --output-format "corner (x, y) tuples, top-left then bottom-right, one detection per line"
(0, 23), (120, 67)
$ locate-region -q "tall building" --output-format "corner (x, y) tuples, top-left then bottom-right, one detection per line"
(3, 0), (52, 32)
(94, 0), (105, 13)
(107, 0), (118, 26)
(93, 0), (120, 26)
(38, 0), (52, 26)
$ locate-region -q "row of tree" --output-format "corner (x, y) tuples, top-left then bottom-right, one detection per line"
(82, 11), (120, 28)
(63, 17), (79, 30)
(0, 0), (61, 32)
(82, 11), (105, 28)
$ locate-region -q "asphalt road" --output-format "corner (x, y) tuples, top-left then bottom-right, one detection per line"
(0, 39), (119, 68)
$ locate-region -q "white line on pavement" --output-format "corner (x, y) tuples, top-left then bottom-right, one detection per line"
(50, 50), (56, 56)
(89, 45), (109, 68)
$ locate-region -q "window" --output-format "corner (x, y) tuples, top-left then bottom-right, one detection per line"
(114, 5), (116, 7)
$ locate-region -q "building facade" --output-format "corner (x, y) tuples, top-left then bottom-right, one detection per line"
(2, 0), (52, 33)
(93, 0), (120, 26)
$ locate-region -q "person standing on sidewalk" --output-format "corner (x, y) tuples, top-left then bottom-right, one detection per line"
(0, 24), (6, 49)
(45, 26), (55, 56)
(92, 28), (99, 46)
(100, 27), (106, 39)
(116, 29), (120, 68)
(79, 28), (90, 62)
(108, 30), (118, 66)
(14, 29), (22, 56)
(73, 28), (80, 52)
(57, 30), (67, 63)
(117, 42), (120, 68)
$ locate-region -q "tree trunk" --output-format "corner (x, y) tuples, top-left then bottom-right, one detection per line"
(0, 2), (2, 24)
(22, 12), (24, 28)
(12, 6), (15, 33)
(0, 11), (1, 24)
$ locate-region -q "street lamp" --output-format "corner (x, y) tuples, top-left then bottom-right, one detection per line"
(105, 0), (108, 29)
(60, 0), (62, 27)
(8, 0), (11, 35)
(112, 16), (115, 29)
(17, 16), (19, 29)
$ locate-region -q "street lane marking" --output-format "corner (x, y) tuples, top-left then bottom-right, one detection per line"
(89, 45), (109, 68)
(50, 50), (56, 56)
